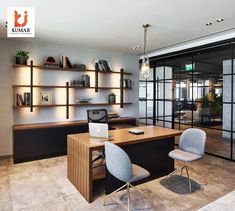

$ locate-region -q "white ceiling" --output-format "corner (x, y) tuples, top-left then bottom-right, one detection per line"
(1, 0), (235, 55)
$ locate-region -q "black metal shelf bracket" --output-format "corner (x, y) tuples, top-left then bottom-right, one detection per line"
(95, 68), (98, 92)
(30, 60), (33, 112)
(66, 82), (69, 119)
(120, 68), (124, 108)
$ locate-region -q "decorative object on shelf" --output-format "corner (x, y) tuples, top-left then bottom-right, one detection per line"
(40, 91), (52, 105)
(70, 75), (90, 87)
(16, 51), (29, 65)
(71, 64), (86, 70)
(70, 80), (84, 87)
(108, 93), (116, 104)
(94, 60), (112, 71)
(76, 98), (93, 104)
(82, 75), (90, 87)
(44, 57), (60, 67)
(108, 112), (119, 119)
(122, 79), (132, 88)
(141, 23), (151, 79)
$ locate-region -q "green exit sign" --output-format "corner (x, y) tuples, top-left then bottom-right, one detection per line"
(185, 64), (193, 71)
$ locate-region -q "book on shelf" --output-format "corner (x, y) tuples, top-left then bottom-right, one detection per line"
(15, 92), (31, 106)
(95, 60), (111, 72)
(24, 92), (31, 105)
(15, 94), (24, 106)
(61, 55), (68, 68)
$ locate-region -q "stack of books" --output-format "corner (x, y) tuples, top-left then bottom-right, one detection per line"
(108, 112), (119, 119)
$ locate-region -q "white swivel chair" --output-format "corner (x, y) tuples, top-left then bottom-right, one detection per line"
(104, 141), (150, 211)
(168, 128), (206, 193)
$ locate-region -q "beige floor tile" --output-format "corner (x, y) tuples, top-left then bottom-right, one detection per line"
(0, 183), (13, 211)
(18, 197), (69, 211)
(10, 176), (59, 210)
(0, 155), (234, 211)
(53, 178), (78, 197)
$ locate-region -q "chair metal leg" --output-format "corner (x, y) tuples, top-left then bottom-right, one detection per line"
(129, 183), (153, 208)
(187, 164), (207, 185)
(127, 182), (131, 211)
(129, 183), (150, 199)
(185, 162), (192, 193)
(180, 165), (186, 176)
(103, 183), (128, 206)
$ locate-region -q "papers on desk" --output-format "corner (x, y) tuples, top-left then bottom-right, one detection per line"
(128, 129), (145, 135)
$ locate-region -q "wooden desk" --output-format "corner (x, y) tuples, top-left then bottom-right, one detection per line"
(67, 126), (182, 203)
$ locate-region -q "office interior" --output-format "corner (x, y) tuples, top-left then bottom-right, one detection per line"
(1, 0), (235, 211)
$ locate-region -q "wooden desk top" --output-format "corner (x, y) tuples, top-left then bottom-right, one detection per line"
(68, 125), (182, 150)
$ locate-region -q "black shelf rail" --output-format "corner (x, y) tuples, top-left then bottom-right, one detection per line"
(30, 60), (33, 112)
(120, 68), (124, 108)
(66, 82), (69, 119)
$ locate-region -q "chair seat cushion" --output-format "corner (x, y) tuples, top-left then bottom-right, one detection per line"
(169, 149), (202, 162)
(130, 164), (150, 183)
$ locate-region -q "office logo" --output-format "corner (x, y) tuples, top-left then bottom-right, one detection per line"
(7, 7), (35, 37)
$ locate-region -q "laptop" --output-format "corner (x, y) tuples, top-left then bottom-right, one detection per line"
(88, 123), (109, 139)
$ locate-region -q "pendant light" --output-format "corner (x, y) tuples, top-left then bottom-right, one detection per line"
(141, 24), (150, 79)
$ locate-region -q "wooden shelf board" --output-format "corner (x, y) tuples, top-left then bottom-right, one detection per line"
(13, 85), (132, 90)
(13, 64), (132, 75)
(13, 102), (132, 108)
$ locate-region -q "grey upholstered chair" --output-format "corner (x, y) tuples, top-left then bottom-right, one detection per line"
(104, 141), (150, 211)
(168, 128), (206, 193)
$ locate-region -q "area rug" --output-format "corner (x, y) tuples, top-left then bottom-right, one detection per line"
(160, 175), (201, 194)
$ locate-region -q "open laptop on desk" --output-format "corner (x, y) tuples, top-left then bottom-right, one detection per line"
(89, 123), (112, 139)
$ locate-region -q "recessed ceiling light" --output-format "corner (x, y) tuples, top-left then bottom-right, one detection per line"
(217, 18), (224, 22)
(132, 45), (140, 50)
(206, 22), (213, 26)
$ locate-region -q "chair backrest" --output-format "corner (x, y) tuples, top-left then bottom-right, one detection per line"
(105, 141), (133, 182)
(87, 109), (108, 123)
(179, 128), (206, 157)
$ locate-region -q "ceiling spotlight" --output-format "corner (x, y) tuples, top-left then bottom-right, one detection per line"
(132, 45), (141, 50)
(217, 18), (224, 22)
(206, 22), (212, 26)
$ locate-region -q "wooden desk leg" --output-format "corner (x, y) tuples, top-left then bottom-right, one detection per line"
(67, 137), (93, 203)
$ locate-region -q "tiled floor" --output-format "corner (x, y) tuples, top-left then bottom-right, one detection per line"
(0, 155), (235, 211)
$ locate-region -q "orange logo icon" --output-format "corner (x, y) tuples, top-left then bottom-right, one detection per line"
(14, 10), (28, 27)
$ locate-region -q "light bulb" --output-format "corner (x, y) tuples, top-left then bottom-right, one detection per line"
(141, 57), (150, 79)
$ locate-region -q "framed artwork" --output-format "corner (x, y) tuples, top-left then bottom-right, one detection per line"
(40, 91), (52, 105)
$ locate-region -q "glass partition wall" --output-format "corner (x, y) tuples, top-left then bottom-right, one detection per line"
(139, 43), (235, 161)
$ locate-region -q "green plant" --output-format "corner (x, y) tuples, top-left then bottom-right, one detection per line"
(201, 94), (209, 108)
(108, 93), (116, 96)
(16, 51), (29, 58)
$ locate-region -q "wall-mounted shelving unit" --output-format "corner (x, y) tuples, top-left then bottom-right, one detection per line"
(13, 61), (133, 119)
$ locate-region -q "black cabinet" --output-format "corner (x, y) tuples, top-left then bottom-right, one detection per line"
(13, 118), (136, 163)
(13, 125), (88, 163)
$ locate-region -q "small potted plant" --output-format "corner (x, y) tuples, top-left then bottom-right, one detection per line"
(108, 93), (116, 104)
(16, 51), (29, 65)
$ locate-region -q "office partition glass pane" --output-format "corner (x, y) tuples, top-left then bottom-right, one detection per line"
(194, 47), (232, 158)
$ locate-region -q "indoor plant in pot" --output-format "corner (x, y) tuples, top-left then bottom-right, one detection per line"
(16, 51), (29, 65)
(108, 93), (116, 104)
